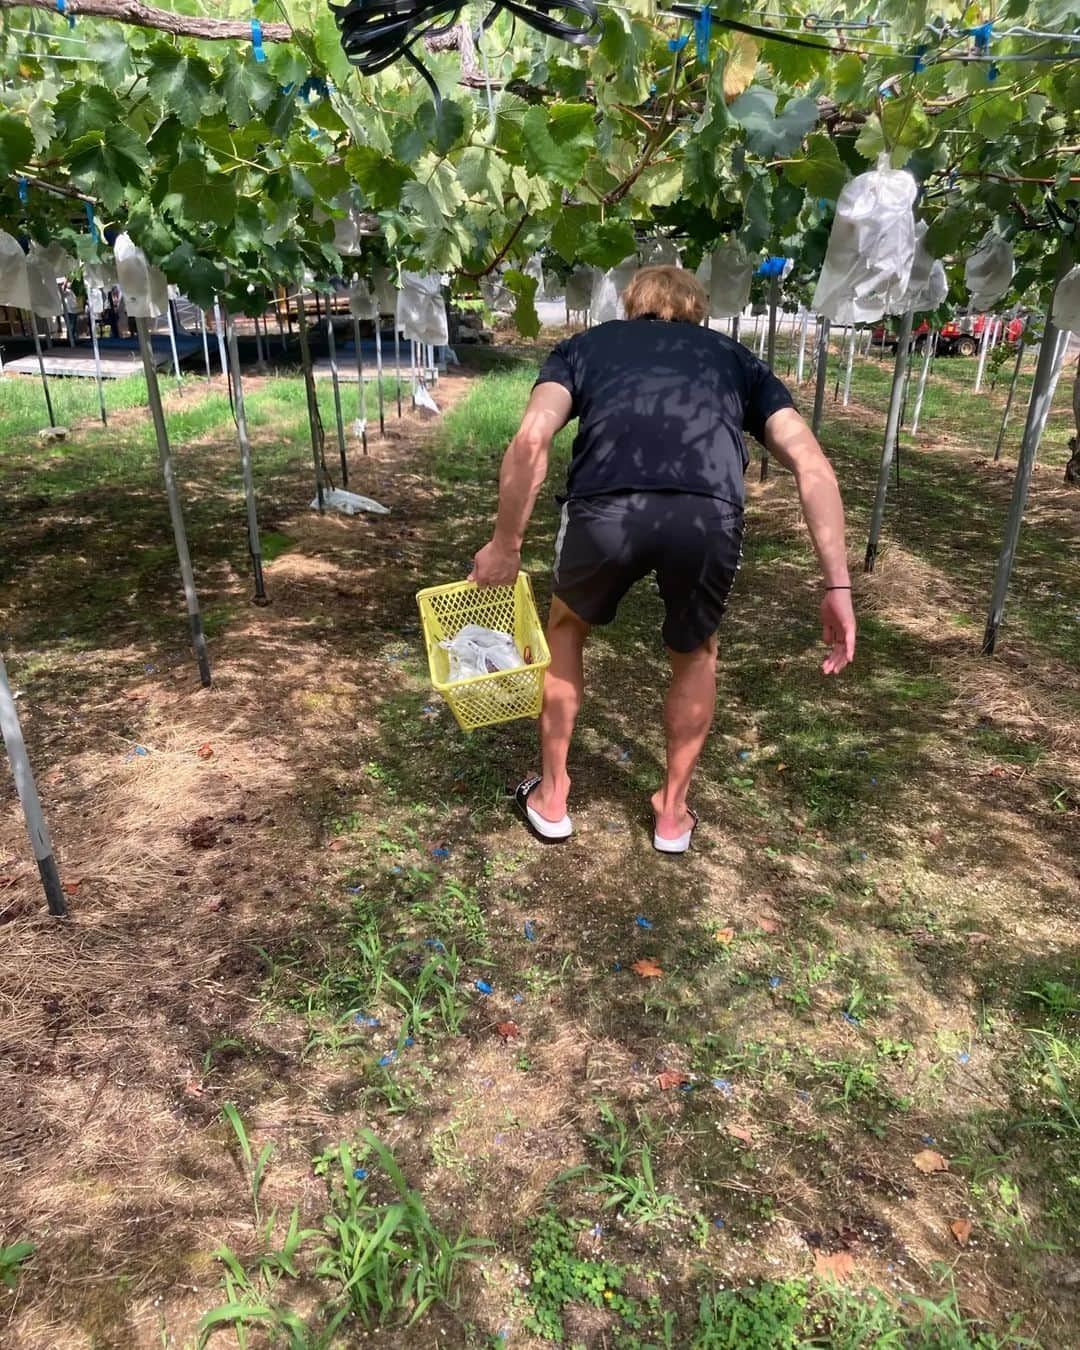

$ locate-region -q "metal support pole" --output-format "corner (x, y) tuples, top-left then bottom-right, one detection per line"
(212, 296), (228, 380)
(224, 307), (268, 604)
(295, 291), (327, 513)
(910, 331), (937, 436)
(795, 310), (809, 384)
(393, 325), (403, 418)
(199, 309), (212, 383)
(811, 318), (831, 437)
(0, 652), (66, 917)
(275, 296), (287, 354)
(165, 301), (183, 393)
(765, 277), (779, 371)
(992, 341), (1026, 461)
(983, 240), (1073, 654)
(374, 318), (386, 435)
(325, 314), (350, 488)
(841, 325), (857, 407)
(863, 310), (915, 573)
(134, 316), (212, 686)
(731, 314), (740, 345)
(30, 317), (57, 426)
(253, 312), (266, 369)
(352, 316), (369, 455)
(973, 317), (993, 393)
(89, 309), (107, 425)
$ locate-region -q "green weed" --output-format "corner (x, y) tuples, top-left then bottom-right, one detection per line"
(0, 1240), (34, 1291)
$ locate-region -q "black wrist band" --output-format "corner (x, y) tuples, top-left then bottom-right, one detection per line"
(825, 585), (852, 591)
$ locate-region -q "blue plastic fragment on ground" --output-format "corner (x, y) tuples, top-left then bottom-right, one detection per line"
(795, 1089), (811, 1102)
(346, 885), (363, 894)
(611, 961), (622, 972)
(618, 749), (631, 761)
(475, 980), (493, 995)
(425, 938), (446, 953)
(737, 749), (752, 761)
(390, 865), (403, 875)
(124, 745), (151, 761)
(354, 1014), (379, 1027)
(769, 976), (782, 990)
(511, 993), (524, 1004)
(353, 1167), (367, 1180)
(870, 777), (878, 786)
(841, 1011), (860, 1026)
(679, 1081), (695, 1092)
(956, 1051), (970, 1064)
(712, 1078), (733, 1097)
(921, 1133), (936, 1146)
(523, 920), (537, 941)
(713, 1218), (725, 1229)
(590, 1223), (603, 1237)
(404, 1037), (415, 1048)
(377, 1051), (396, 1066)
(431, 846), (450, 859)
(635, 915), (653, 930)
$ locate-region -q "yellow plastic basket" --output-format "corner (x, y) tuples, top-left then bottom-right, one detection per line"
(416, 573), (550, 732)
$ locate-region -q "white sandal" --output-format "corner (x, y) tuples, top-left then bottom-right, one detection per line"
(652, 806), (699, 855)
(515, 775), (572, 842)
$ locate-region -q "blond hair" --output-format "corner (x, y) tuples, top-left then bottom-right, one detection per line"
(622, 264), (707, 325)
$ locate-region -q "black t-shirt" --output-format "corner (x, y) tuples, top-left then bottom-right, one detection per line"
(535, 318), (795, 506)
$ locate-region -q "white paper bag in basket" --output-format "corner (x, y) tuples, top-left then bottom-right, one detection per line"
(812, 161), (917, 323)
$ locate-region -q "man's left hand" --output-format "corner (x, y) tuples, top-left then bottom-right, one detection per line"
(469, 539), (520, 587)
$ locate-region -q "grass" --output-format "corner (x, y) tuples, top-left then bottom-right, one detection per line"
(0, 369), (150, 437)
(1, 341), (1078, 1347)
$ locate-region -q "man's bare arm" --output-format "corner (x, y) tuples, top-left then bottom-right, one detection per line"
(763, 407), (856, 674)
(470, 382), (573, 586)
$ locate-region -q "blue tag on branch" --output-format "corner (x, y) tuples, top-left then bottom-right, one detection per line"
(667, 34), (689, 53)
(250, 18), (267, 62)
(18, 178), (28, 204)
(694, 4), (712, 64)
(56, 0), (75, 27)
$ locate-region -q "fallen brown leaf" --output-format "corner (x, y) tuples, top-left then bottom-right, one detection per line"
(814, 1250), (856, 1281)
(657, 1070), (689, 1091)
(496, 1021), (519, 1040)
(950, 1219), (972, 1246)
(757, 916), (779, 934)
(714, 927), (735, 945)
(197, 743), (214, 760)
(62, 878), (82, 895)
(327, 838), (347, 852)
(183, 1078), (204, 1099)
(913, 1149), (949, 1174)
(965, 931), (992, 946)
(631, 958), (663, 978)
(727, 1124), (754, 1145)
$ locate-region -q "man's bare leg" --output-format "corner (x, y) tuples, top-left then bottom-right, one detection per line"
(530, 597), (590, 822)
(652, 635), (717, 840)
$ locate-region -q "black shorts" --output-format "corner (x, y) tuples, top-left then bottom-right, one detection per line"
(552, 492), (744, 652)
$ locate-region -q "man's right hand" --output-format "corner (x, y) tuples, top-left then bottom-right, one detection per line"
(820, 589), (856, 675)
(469, 538), (521, 588)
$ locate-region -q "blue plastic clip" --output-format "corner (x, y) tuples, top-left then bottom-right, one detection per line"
(56, 0), (75, 28)
(667, 34), (689, 53)
(694, 3), (712, 65)
(988, 62), (999, 81)
(757, 256), (787, 278)
(912, 44), (927, 74)
(250, 18), (266, 62)
(85, 200), (99, 243)
(17, 177), (28, 204)
(970, 21), (992, 53)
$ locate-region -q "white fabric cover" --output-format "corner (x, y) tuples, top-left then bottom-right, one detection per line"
(40, 240), (76, 280)
(640, 238), (681, 267)
(372, 266), (397, 314)
(0, 230), (32, 310)
(333, 203), (368, 256)
(396, 271), (448, 346)
(812, 160), (917, 323)
(1051, 265), (1080, 336)
(564, 266), (594, 313)
(348, 277), (378, 320)
(902, 221), (949, 315)
(590, 255), (638, 324)
(696, 238), (753, 320)
(114, 233), (168, 319)
(26, 242), (63, 317)
(965, 232), (1015, 312)
(84, 258), (118, 292)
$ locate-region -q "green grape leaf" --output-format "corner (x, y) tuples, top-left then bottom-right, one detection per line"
(27, 84), (58, 154)
(854, 114), (885, 162)
(0, 113), (33, 177)
(160, 241), (226, 307)
(577, 219), (637, 270)
(550, 204), (596, 264)
(219, 49), (277, 126)
(504, 268), (541, 338)
(415, 99), (466, 157)
(346, 146), (414, 210)
(145, 42), (216, 127)
(168, 158), (237, 227)
(693, 51), (731, 144)
(457, 146), (509, 201)
(88, 30), (133, 83)
(521, 103), (594, 189)
(53, 85), (124, 142)
(784, 132), (848, 200)
(631, 159), (683, 209)
(67, 125), (150, 208)
(740, 173), (772, 252)
(730, 87), (819, 159)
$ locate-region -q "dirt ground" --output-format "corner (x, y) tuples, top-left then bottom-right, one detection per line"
(1, 361), (1078, 1348)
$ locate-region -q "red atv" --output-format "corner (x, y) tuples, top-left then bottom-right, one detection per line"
(936, 314), (1025, 356)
